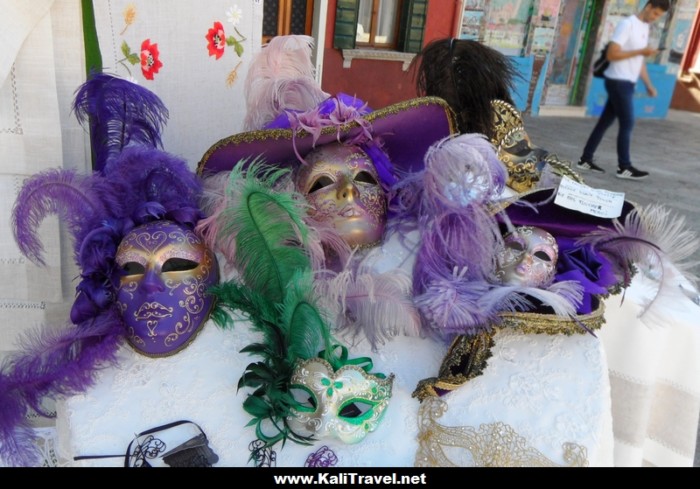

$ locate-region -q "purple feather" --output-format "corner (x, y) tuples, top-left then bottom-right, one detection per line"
(0, 308), (125, 466)
(11, 169), (108, 266)
(72, 73), (168, 172)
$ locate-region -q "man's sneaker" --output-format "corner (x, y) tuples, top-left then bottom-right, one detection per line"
(616, 166), (649, 180)
(576, 158), (605, 173)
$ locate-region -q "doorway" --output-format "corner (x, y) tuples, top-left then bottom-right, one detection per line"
(544, 0), (604, 106)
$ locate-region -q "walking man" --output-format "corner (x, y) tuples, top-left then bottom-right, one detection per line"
(577, 0), (670, 180)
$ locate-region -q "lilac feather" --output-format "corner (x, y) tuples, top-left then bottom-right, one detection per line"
(415, 271), (583, 337)
(314, 264), (421, 350)
(421, 133), (507, 213)
(0, 308), (125, 466)
(304, 215), (352, 272)
(243, 35), (329, 131)
(72, 72), (168, 172)
(577, 204), (699, 318)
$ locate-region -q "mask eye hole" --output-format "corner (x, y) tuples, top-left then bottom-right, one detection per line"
(338, 400), (376, 423)
(309, 176), (334, 194)
(162, 258), (198, 273)
(533, 250), (552, 262)
(505, 239), (525, 252)
(289, 385), (317, 412)
(354, 171), (377, 185)
(122, 262), (145, 276)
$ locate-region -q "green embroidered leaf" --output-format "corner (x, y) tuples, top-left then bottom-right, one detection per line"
(121, 40), (131, 57)
(127, 53), (140, 65)
(233, 39), (244, 57)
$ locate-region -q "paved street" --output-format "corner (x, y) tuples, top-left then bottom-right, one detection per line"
(525, 106), (700, 467)
(524, 107), (700, 275)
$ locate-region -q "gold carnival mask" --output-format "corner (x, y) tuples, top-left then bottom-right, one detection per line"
(287, 357), (394, 444)
(295, 143), (387, 248)
(495, 226), (558, 287)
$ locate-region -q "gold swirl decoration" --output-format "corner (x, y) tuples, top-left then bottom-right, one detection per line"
(490, 99), (584, 192)
(415, 397), (588, 467)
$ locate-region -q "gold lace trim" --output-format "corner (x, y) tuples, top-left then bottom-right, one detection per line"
(412, 304), (606, 401)
(415, 397), (588, 467)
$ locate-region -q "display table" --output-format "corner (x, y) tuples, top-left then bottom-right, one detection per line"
(55, 316), (615, 467)
(55, 231), (617, 467)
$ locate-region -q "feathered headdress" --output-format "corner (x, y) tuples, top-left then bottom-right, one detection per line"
(198, 36), (457, 351)
(412, 38), (519, 140)
(395, 134), (586, 338)
(1, 73), (205, 466)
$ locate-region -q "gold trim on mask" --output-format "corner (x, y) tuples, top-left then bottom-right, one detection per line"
(490, 99), (584, 192)
(415, 397), (589, 467)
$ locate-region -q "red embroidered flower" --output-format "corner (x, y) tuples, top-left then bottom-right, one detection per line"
(206, 21), (226, 59)
(140, 39), (163, 80)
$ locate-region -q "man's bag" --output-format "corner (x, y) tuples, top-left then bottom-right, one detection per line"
(592, 43), (610, 78)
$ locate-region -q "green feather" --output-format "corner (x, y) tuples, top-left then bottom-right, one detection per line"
(220, 162), (311, 304)
(212, 162), (341, 458)
(280, 270), (334, 363)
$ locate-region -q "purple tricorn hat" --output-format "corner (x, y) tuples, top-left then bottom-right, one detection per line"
(196, 95), (458, 186)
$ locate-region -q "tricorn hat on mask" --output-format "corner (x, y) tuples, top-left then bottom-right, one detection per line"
(197, 36), (457, 189)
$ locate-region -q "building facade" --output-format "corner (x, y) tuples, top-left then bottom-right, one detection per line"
(262, 0), (700, 116)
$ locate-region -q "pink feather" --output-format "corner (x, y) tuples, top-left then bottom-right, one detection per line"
(244, 35), (329, 131)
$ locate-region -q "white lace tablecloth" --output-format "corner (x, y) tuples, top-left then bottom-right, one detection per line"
(54, 227), (616, 467)
(55, 315), (614, 467)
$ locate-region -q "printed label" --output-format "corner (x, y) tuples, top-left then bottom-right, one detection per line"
(554, 177), (624, 218)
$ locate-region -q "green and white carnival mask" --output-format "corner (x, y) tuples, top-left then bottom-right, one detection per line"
(287, 356), (394, 444)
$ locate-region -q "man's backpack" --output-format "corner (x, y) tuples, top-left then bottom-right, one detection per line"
(592, 43), (610, 78)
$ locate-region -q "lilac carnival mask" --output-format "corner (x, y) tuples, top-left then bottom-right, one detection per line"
(295, 142), (387, 248)
(115, 220), (219, 356)
(495, 226), (558, 288)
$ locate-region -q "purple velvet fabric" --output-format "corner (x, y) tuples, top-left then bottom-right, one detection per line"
(555, 237), (618, 314)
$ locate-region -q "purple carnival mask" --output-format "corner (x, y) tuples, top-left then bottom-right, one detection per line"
(495, 226), (558, 287)
(295, 143), (387, 248)
(115, 220), (219, 356)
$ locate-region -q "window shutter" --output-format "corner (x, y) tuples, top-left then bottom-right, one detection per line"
(398, 0), (427, 53)
(334, 0), (359, 49)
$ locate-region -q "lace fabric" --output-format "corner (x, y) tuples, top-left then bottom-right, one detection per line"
(55, 318), (614, 466)
(55, 230), (614, 467)
(416, 397), (588, 467)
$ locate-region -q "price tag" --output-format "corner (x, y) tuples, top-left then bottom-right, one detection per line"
(554, 176), (625, 219)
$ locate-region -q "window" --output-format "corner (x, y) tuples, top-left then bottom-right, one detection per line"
(334, 0), (427, 53)
(262, 0), (314, 45)
(356, 0), (400, 48)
